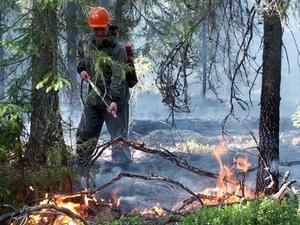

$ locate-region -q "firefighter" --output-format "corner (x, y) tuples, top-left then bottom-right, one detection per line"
(76, 6), (131, 170)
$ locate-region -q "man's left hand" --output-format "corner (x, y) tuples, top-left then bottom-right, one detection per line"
(107, 102), (118, 118)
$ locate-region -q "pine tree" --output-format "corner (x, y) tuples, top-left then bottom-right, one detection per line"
(26, 1), (65, 166)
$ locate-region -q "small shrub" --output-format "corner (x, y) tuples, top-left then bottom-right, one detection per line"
(110, 215), (143, 225)
(176, 138), (214, 153)
(180, 197), (300, 225)
(0, 103), (25, 162)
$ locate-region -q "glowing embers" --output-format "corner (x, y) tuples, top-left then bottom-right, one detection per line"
(133, 203), (167, 218)
(20, 191), (98, 225)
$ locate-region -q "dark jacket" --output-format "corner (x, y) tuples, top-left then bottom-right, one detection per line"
(77, 36), (129, 104)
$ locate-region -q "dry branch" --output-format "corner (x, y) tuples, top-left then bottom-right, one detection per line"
(90, 172), (204, 207)
(279, 171), (290, 188)
(177, 193), (216, 212)
(272, 180), (296, 200)
(272, 170), (297, 200)
(89, 137), (218, 180)
(0, 204), (88, 225)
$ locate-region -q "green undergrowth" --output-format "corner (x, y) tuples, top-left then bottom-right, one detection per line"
(111, 215), (143, 225)
(0, 165), (72, 208)
(181, 197), (300, 225)
(109, 196), (300, 225)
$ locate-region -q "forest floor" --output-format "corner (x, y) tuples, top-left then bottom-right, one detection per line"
(78, 117), (300, 213)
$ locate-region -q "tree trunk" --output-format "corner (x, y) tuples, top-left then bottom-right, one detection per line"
(114, 0), (130, 40)
(0, 9), (5, 99)
(200, 22), (207, 100)
(256, 0), (283, 195)
(65, 1), (79, 100)
(26, 1), (65, 166)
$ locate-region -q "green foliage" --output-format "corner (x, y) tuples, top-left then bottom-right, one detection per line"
(36, 0), (77, 8)
(256, 197), (299, 225)
(0, 165), (72, 205)
(3, 18), (34, 53)
(0, 166), (19, 205)
(36, 72), (71, 92)
(0, 103), (23, 128)
(47, 144), (71, 167)
(106, 198), (300, 225)
(91, 49), (127, 82)
(6, 76), (31, 102)
(180, 197), (300, 225)
(0, 103), (26, 161)
(91, 50), (113, 80)
(110, 215), (143, 225)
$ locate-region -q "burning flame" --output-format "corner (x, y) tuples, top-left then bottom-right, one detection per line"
(10, 137), (257, 222)
(201, 137), (254, 206)
(110, 187), (121, 208)
(134, 203), (167, 218)
(11, 191), (99, 225)
(234, 156), (251, 173)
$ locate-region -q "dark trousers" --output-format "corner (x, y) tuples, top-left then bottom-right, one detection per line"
(76, 101), (131, 167)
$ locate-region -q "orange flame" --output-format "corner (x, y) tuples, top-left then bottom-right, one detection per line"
(201, 136), (255, 205)
(111, 187), (121, 208)
(12, 137), (257, 221)
(16, 191), (98, 225)
(234, 156), (251, 173)
(135, 203), (167, 217)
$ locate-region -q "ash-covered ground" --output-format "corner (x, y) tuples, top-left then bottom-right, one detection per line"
(77, 116), (300, 212)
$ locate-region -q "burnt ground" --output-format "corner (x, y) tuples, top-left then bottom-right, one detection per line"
(77, 117), (300, 213)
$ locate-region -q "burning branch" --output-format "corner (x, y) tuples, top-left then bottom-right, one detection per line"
(79, 136), (255, 215)
(177, 178), (251, 212)
(91, 172), (204, 207)
(88, 139), (116, 167)
(0, 204), (88, 225)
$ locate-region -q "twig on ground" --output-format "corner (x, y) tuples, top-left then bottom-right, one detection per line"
(280, 171), (290, 188)
(91, 172), (204, 207)
(177, 193), (216, 212)
(272, 178), (296, 200)
(89, 137), (218, 180)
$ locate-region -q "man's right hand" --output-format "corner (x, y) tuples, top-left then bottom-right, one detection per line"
(80, 70), (91, 82)
(107, 102), (118, 118)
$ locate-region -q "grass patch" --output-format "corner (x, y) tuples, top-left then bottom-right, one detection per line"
(175, 138), (215, 153)
(181, 197), (300, 225)
(108, 197), (300, 225)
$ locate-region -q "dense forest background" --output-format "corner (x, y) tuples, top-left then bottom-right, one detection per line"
(1, 0), (300, 216)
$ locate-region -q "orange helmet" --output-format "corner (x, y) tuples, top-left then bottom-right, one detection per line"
(88, 7), (111, 28)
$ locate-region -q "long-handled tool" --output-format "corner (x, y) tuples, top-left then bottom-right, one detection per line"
(87, 79), (110, 107)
